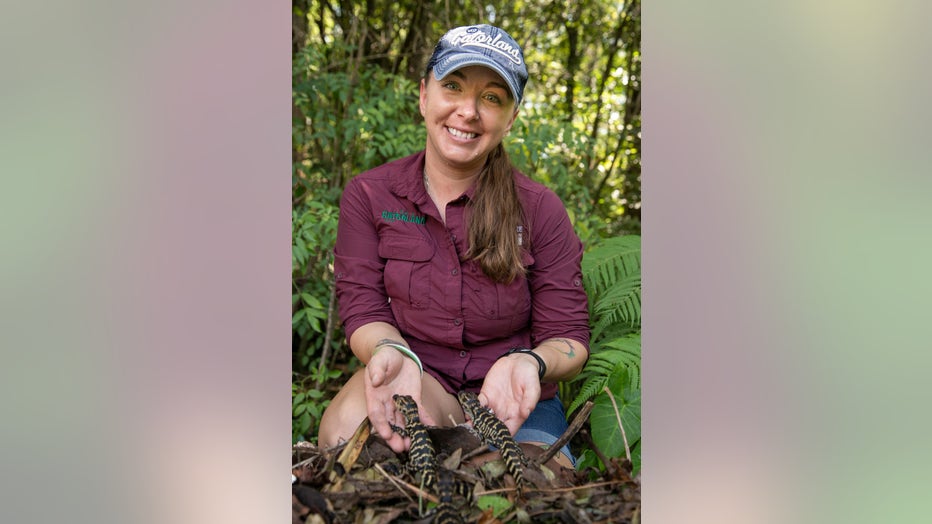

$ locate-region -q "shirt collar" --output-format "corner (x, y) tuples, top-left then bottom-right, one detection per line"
(389, 150), (476, 203)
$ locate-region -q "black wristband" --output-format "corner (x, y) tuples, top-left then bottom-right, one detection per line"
(499, 347), (546, 381)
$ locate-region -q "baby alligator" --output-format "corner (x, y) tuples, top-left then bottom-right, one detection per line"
(433, 467), (466, 524)
(456, 391), (526, 490)
(390, 394), (438, 492)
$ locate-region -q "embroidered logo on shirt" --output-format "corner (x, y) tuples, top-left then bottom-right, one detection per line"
(381, 210), (426, 225)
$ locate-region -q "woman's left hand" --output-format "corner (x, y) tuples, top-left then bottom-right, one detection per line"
(478, 353), (542, 435)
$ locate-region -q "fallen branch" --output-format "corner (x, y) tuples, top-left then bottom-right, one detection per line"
(533, 400), (594, 467)
(372, 462), (439, 504)
(372, 462), (416, 504)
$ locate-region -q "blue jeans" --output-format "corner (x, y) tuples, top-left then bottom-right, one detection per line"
(514, 396), (575, 466)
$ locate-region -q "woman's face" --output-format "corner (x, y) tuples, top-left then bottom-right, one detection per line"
(419, 65), (518, 172)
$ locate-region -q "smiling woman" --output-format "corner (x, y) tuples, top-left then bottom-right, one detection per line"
(318, 24), (590, 470)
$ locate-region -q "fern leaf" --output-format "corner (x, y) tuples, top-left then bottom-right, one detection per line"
(582, 235), (641, 341)
(568, 333), (641, 414)
(582, 235), (640, 297)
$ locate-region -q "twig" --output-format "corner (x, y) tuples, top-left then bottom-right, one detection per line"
(473, 486), (521, 497)
(537, 479), (626, 493)
(371, 463), (439, 504)
(533, 401), (594, 467)
(474, 479), (623, 498)
(602, 386), (631, 462)
(317, 275), (338, 387)
(372, 463), (416, 504)
(580, 429), (616, 478)
(291, 455), (319, 470)
(462, 444), (491, 462)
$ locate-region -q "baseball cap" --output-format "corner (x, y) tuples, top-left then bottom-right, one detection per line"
(425, 24), (528, 105)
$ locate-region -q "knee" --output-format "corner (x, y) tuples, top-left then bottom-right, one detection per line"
(317, 403), (346, 449)
(317, 373), (367, 449)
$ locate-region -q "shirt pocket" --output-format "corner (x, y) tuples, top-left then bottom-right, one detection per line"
(495, 250), (535, 330)
(378, 235), (434, 310)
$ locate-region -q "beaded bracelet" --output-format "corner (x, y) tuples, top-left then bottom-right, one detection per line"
(499, 347), (547, 381)
(375, 342), (424, 375)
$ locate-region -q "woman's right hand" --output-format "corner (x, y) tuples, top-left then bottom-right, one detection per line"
(364, 346), (434, 453)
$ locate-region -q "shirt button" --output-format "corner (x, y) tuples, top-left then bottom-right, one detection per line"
(459, 351), (467, 358)
(573, 279), (582, 287)
(453, 318), (462, 326)
(451, 269), (459, 275)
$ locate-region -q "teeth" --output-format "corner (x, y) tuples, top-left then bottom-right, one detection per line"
(447, 127), (476, 139)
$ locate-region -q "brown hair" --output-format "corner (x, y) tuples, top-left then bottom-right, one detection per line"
(464, 143), (527, 284)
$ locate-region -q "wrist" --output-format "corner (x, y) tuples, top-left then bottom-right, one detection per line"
(374, 342), (424, 375)
(499, 347), (546, 381)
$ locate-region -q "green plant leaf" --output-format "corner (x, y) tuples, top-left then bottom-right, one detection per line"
(567, 333), (640, 414)
(301, 293), (323, 309)
(476, 495), (512, 518)
(590, 366), (641, 460)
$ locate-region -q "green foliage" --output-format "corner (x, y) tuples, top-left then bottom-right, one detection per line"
(292, 201), (339, 370)
(293, 369), (338, 443)
(292, 0), (641, 457)
(476, 495), (513, 518)
(567, 234), (641, 475)
(590, 365), (641, 472)
(581, 235), (641, 341)
(293, 41), (424, 201)
(566, 333), (640, 415)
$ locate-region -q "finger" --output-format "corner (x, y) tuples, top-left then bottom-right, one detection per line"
(476, 391), (490, 408)
(386, 433), (405, 453)
(367, 362), (385, 388)
(520, 395), (535, 419)
(369, 395), (394, 441)
(370, 409), (392, 441)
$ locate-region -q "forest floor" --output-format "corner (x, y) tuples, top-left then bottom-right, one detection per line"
(291, 415), (640, 524)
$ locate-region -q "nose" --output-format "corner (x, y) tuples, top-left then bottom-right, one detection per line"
(457, 97), (480, 121)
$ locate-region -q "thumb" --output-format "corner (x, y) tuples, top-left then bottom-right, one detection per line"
(367, 359), (386, 387)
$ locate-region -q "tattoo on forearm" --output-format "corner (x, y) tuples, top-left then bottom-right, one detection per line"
(548, 338), (576, 358)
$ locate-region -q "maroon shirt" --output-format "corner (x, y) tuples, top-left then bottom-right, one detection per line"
(333, 151), (589, 399)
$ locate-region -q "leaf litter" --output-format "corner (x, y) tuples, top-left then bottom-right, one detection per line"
(292, 417), (640, 523)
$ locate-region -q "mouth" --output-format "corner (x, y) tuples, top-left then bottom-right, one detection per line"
(446, 126), (478, 140)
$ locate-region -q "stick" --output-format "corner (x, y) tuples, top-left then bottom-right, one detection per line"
(372, 462), (416, 504)
(372, 463), (439, 504)
(581, 429), (616, 478)
(532, 401), (594, 467)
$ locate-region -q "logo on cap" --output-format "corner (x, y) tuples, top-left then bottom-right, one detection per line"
(447, 28), (523, 66)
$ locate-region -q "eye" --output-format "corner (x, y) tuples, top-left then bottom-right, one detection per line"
(442, 81), (460, 91)
(483, 93), (503, 104)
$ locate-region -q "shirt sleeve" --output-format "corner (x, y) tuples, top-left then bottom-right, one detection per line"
(333, 178), (397, 341)
(527, 189), (591, 350)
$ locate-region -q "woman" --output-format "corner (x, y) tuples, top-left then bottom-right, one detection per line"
(318, 24), (589, 467)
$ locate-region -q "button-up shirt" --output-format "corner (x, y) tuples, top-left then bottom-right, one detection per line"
(333, 151), (589, 399)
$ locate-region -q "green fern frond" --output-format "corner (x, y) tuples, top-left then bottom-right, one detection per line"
(582, 235), (640, 297)
(582, 235), (641, 340)
(590, 273), (641, 340)
(567, 373), (610, 415)
(568, 333), (641, 414)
